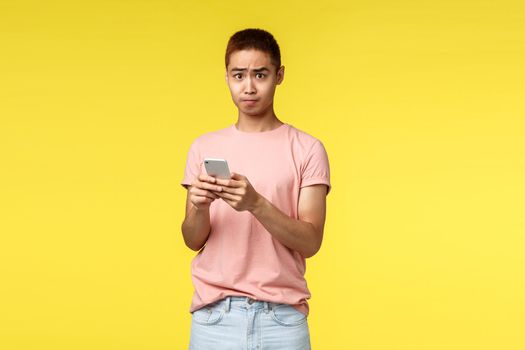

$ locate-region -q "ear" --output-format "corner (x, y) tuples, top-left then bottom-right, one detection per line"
(276, 65), (285, 85)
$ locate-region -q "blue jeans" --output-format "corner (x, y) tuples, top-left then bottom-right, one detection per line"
(189, 296), (311, 350)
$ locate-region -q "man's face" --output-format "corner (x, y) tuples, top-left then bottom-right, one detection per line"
(225, 49), (284, 117)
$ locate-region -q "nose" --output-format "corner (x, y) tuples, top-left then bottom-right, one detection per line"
(244, 76), (256, 94)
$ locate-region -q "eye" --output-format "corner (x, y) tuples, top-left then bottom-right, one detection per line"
(233, 73), (243, 79)
(256, 73), (265, 79)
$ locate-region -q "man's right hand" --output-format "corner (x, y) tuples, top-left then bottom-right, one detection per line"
(189, 174), (223, 210)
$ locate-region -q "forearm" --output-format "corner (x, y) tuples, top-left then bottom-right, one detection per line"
(250, 195), (321, 258)
(181, 204), (211, 251)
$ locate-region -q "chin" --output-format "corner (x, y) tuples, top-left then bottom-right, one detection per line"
(242, 109), (256, 115)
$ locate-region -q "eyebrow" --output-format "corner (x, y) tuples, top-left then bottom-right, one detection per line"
(230, 67), (270, 73)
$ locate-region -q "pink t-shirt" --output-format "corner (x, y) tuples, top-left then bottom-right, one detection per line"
(181, 122), (331, 316)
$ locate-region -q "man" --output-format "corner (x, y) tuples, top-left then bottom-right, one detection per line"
(181, 28), (331, 349)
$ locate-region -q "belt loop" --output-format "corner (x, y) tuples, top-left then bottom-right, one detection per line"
(225, 296), (231, 313)
(264, 301), (270, 314)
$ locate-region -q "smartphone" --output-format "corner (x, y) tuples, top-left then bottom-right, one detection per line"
(204, 158), (231, 179)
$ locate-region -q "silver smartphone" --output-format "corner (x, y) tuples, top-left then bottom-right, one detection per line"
(204, 158), (231, 179)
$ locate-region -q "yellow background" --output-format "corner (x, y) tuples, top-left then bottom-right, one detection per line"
(1, 0), (524, 349)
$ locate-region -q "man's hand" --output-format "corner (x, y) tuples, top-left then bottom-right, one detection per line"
(210, 171), (328, 258)
(212, 172), (262, 212)
(188, 173), (224, 210)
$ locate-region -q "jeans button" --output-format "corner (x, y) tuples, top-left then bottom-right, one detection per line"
(247, 298), (254, 304)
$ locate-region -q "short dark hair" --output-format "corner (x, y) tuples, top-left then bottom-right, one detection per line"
(225, 28), (281, 71)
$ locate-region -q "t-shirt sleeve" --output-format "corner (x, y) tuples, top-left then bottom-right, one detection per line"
(300, 139), (331, 195)
(181, 139), (202, 189)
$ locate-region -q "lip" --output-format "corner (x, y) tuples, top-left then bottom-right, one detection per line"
(242, 99), (258, 102)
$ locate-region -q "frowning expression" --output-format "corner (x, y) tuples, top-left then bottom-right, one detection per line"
(225, 49), (284, 117)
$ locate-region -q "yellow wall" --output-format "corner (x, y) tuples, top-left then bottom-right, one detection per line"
(1, 1), (524, 349)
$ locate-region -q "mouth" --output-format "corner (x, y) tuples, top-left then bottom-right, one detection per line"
(242, 99), (258, 104)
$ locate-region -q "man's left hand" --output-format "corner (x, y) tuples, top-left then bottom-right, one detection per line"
(212, 172), (261, 212)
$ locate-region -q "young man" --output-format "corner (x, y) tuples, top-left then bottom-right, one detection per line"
(181, 28), (331, 349)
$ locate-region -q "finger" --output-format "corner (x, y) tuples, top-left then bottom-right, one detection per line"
(230, 172), (244, 180)
(220, 197), (233, 206)
(196, 181), (223, 192)
(198, 173), (217, 183)
(214, 186), (238, 195)
(221, 197), (240, 211)
(214, 178), (242, 188)
(205, 191), (219, 200)
(215, 191), (239, 201)
(193, 188), (220, 199)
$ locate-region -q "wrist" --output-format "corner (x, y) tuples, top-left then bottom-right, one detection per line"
(249, 193), (266, 215)
(192, 202), (210, 213)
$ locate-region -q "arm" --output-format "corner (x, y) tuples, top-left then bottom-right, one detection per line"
(181, 186), (211, 251)
(250, 184), (327, 258)
(213, 172), (328, 259)
(181, 175), (223, 251)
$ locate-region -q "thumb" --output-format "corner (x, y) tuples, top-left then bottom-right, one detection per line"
(230, 172), (243, 180)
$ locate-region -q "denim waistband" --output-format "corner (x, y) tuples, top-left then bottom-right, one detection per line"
(216, 296), (283, 314)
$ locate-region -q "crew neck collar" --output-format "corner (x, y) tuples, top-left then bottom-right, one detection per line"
(231, 122), (289, 135)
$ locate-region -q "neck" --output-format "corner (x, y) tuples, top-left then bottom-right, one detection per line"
(235, 107), (283, 133)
